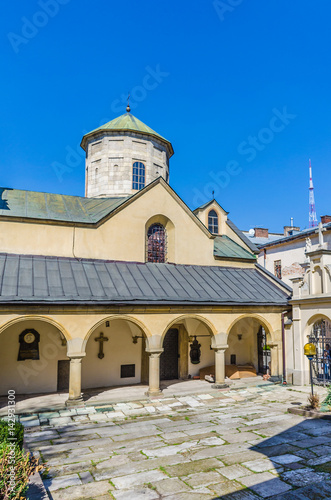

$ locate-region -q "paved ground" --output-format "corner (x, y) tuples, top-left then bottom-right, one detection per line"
(22, 384), (331, 499)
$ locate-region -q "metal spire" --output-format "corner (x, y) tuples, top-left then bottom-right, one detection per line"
(126, 93), (131, 113)
(309, 159), (318, 228)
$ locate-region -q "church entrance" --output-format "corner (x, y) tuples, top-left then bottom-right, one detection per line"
(160, 329), (179, 380)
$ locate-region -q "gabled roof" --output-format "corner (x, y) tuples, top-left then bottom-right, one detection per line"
(193, 198), (229, 215)
(0, 178), (215, 239)
(226, 219), (260, 254)
(0, 253), (290, 306)
(0, 187), (129, 224)
(214, 236), (256, 261)
(81, 112), (174, 156)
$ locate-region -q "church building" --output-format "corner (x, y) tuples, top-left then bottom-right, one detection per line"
(0, 106), (292, 403)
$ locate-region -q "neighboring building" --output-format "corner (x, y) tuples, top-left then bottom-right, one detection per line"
(243, 219), (331, 287)
(0, 108), (291, 402)
(288, 224), (331, 385)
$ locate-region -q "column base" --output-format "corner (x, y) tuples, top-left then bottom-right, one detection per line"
(212, 383), (229, 389)
(145, 389), (163, 398)
(65, 397), (84, 408)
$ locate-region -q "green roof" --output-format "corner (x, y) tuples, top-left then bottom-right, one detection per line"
(81, 112), (173, 155)
(0, 188), (129, 224)
(214, 235), (256, 261)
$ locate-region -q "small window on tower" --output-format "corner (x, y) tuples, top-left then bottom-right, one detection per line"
(208, 210), (219, 234)
(132, 162), (145, 190)
(274, 260), (282, 279)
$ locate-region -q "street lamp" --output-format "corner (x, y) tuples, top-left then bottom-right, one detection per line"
(304, 343), (317, 396)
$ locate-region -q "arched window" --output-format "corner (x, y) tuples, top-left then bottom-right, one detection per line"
(132, 162), (145, 190)
(309, 319), (331, 385)
(147, 223), (167, 263)
(208, 209), (218, 234)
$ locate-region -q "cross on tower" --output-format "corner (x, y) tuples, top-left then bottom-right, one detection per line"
(316, 222), (326, 247)
(95, 332), (109, 359)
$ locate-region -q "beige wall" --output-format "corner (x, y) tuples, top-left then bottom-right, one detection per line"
(0, 308), (284, 395)
(0, 320), (68, 395)
(82, 320), (143, 389)
(226, 318), (262, 371)
(0, 183), (255, 267)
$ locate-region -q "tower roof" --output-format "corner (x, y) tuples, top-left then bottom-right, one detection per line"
(81, 112), (174, 155)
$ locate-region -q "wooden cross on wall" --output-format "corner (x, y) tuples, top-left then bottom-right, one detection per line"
(95, 332), (108, 359)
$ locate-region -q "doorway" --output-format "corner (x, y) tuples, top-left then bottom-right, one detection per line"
(160, 329), (179, 380)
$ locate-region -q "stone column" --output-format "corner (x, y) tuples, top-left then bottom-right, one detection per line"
(146, 350), (163, 397)
(66, 356), (84, 405)
(269, 343), (279, 377)
(212, 346), (228, 389)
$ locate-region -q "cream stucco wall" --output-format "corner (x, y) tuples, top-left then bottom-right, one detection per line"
(257, 231), (331, 286)
(82, 320), (143, 389)
(0, 308), (284, 395)
(0, 320), (68, 395)
(0, 182), (256, 267)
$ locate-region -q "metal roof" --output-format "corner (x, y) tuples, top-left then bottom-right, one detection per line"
(242, 232), (286, 247)
(259, 223), (331, 249)
(0, 188), (129, 224)
(214, 236), (256, 261)
(81, 112), (173, 155)
(226, 219), (260, 254)
(0, 253), (290, 306)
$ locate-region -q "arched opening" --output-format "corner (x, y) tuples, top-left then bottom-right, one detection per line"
(0, 318), (68, 396)
(160, 316), (216, 384)
(307, 316), (331, 385)
(208, 209), (219, 234)
(146, 223), (167, 263)
(313, 266), (323, 294)
(82, 318), (149, 390)
(132, 161), (145, 190)
(226, 316), (273, 379)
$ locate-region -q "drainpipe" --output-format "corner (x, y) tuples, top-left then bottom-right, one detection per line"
(281, 311), (287, 385)
(264, 248), (266, 268)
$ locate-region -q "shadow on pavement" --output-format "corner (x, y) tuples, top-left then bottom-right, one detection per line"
(213, 416), (331, 499)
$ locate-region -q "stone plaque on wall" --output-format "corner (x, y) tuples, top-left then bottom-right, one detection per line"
(121, 364), (135, 378)
(17, 329), (40, 361)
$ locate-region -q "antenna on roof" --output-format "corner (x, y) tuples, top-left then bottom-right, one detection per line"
(126, 93), (131, 113)
(308, 159), (318, 228)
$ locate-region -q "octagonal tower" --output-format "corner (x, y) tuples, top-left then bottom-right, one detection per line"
(81, 107), (174, 198)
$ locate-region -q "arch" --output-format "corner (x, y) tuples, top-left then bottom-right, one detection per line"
(132, 161), (145, 190)
(145, 214), (175, 262)
(83, 314), (151, 351)
(160, 314), (218, 344)
(0, 315), (71, 341)
(226, 314), (274, 342)
(146, 222), (167, 263)
(208, 209), (219, 234)
(304, 313), (331, 338)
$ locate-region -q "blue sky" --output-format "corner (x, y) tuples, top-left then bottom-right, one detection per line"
(1, 0), (330, 232)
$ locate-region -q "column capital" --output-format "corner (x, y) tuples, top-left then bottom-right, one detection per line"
(146, 349), (164, 358)
(67, 352), (86, 360)
(212, 345), (228, 352)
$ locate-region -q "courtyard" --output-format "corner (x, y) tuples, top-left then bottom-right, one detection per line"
(18, 383), (331, 499)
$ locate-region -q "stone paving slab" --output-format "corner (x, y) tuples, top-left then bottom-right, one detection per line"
(21, 384), (331, 500)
